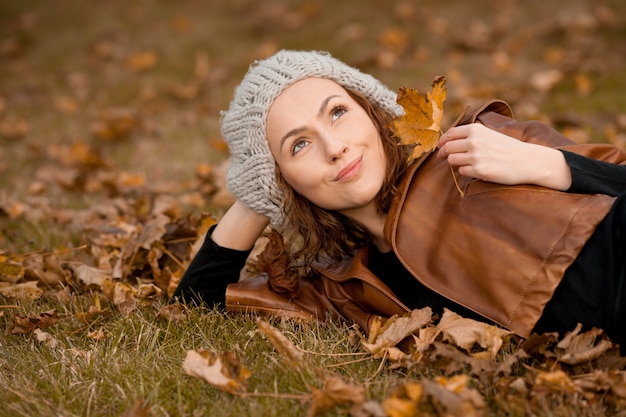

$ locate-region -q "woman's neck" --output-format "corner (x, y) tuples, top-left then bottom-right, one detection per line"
(342, 205), (391, 253)
(370, 217), (391, 252)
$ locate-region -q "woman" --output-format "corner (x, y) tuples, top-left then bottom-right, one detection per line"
(173, 50), (626, 352)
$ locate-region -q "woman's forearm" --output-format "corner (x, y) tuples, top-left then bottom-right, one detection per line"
(212, 200), (270, 250)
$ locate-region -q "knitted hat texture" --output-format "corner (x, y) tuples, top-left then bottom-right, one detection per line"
(220, 50), (403, 226)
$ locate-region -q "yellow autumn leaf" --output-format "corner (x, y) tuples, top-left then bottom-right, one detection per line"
(0, 254), (25, 283)
(382, 382), (423, 417)
(390, 76), (447, 162)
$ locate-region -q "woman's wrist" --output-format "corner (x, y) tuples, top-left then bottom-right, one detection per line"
(526, 144), (572, 191)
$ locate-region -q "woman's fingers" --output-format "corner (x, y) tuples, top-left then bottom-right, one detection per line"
(437, 126), (469, 160)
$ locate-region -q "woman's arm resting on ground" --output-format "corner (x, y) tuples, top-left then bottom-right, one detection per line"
(437, 123), (572, 190)
(172, 200), (269, 306)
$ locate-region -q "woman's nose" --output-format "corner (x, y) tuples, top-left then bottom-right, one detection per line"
(323, 135), (349, 163)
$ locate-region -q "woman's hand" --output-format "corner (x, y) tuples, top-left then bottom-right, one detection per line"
(211, 200), (270, 250)
(436, 123), (572, 190)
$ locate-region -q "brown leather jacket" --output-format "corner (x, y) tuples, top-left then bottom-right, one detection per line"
(225, 100), (626, 338)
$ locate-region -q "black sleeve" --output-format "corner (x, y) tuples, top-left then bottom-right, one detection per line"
(171, 224), (251, 307)
(562, 150), (626, 197)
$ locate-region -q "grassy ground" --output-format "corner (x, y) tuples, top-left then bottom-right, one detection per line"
(1, 0), (626, 416)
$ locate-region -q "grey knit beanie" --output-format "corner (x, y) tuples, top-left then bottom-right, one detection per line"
(221, 50), (403, 227)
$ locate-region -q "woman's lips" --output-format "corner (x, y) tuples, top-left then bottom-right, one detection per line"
(334, 156), (363, 181)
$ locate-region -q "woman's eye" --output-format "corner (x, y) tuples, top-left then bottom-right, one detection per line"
(291, 139), (307, 155)
(331, 106), (347, 122)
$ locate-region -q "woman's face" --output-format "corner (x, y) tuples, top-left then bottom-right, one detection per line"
(266, 78), (387, 218)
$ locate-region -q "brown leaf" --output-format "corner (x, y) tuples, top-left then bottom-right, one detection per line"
(33, 328), (60, 349)
(87, 327), (106, 341)
(112, 282), (138, 314)
(555, 323), (614, 365)
(362, 308), (432, 357)
(0, 118), (29, 140)
(137, 283), (162, 302)
(156, 303), (189, 323)
(436, 309), (513, 360)
(137, 214), (170, 250)
(257, 318), (303, 366)
(422, 376), (486, 417)
(308, 376), (366, 417)
(182, 349), (250, 395)
(257, 229), (299, 297)
(0, 280), (43, 300)
(48, 140), (107, 168)
(11, 309), (59, 334)
(72, 264), (111, 288)
(390, 77), (447, 162)
(91, 108), (139, 141)
(127, 51), (158, 71)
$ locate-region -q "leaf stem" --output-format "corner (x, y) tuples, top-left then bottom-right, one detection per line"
(449, 165), (465, 198)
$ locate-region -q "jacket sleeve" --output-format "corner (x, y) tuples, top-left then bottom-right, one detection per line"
(172, 224), (251, 307)
(562, 150), (626, 196)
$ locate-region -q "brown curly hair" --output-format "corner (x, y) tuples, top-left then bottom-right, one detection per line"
(275, 88), (410, 264)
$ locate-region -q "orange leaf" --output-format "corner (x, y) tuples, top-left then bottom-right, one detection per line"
(390, 76), (447, 162)
(308, 376), (366, 417)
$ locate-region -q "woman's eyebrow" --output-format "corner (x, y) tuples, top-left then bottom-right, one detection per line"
(317, 94), (340, 117)
(279, 94), (341, 152)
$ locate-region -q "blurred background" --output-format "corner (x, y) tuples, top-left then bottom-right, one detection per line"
(1, 0), (625, 251)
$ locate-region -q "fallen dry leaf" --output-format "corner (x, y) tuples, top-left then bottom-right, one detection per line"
(33, 328), (60, 349)
(534, 370), (575, 393)
(362, 308), (432, 358)
(0, 280), (43, 300)
(112, 282), (138, 314)
(422, 376), (486, 417)
(257, 318), (304, 366)
(555, 323), (614, 365)
(156, 303), (189, 322)
(11, 309), (60, 334)
(382, 382), (422, 417)
(0, 254), (25, 283)
(436, 309), (513, 360)
(182, 349), (250, 395)
(308, 376), (366, 417)
(127, 51), (158, 71)
(73, 264), (111, 288)
(87, 327), (106, 341)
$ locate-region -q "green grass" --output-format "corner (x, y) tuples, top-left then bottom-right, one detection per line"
(0, 296), (406, 417)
